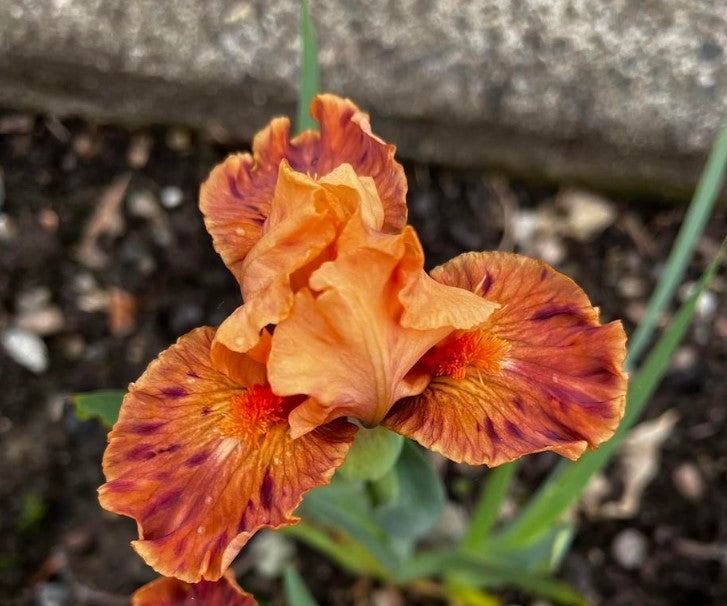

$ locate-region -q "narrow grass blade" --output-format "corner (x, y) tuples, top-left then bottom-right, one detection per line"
(284, 565), (320, 606)
(282, 522), (382, 577)
(461, 462), (519, 552)
(296, 0), (319, 133)
(494, 242), (725, 548)
(72, 390), (125, 428)
(627, 119), (727, 364)
(297, 481), (401, 573)
(399, 548), (585, 605)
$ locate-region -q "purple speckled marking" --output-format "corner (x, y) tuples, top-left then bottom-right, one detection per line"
(155, 488), (183, 512)
(187, 370), (200, 378)
(161, 386), (187, 399)
(505, 420), (522, 438)
(201, 406), (212, 416)
(339, 107), (354, 126)
(127, 444), (156, 461)
(513, 398), (525, 412)
(484, 418), (499, 442)
(480, 271), (493, 295)
(107, 479), (135, 493)
(227, 174), (243, 200)
(543, 429), (568, 442)
(130, 421), (166, 435)
(238, 499), (254, 532)
(540, 268), (548, 281)
(531, 304), (583, 322)
(185, 452), (209, 468)
(213, 532), (228, 557)
(260, 469), (274, 510)
(174, 536), (188, 557)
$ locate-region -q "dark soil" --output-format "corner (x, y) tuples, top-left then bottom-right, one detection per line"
(0, 112), (725, 606)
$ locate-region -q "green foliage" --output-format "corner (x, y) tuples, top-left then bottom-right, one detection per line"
(627, 119), (727, 364)
(373, 442), (445, 541)
(296, 0), (319, 133)
(72, 389), (124, 428)
(283, 565), (320, 606)
(461, 462), (519, 552)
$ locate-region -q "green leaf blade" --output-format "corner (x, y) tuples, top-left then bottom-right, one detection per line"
(284, 565), (320, 606)
(72, 389), (125, 428)
(373, 441), (446, 541)
(462, 461), (519, 552)
(627, 119), (727, 364)
(296, 0), (319, 134)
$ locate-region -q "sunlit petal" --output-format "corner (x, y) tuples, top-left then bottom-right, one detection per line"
(268, 226), (495, 437)
(214, 162), (386, 354)
(99, 328), (355, 582)
(384, 252), (627, 466)
(200, 94), (407, 282)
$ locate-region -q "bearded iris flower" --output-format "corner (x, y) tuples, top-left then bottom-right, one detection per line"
(99, 95), (627, 584)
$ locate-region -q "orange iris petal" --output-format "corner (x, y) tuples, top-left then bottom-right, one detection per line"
(200, 94), (407, 283)
(132, 572), (257, 606)
(214, 161), (386, 354)
(267, 220), (496, 437)
(384, 252), (628, 466)
(99, 327), (355, 582)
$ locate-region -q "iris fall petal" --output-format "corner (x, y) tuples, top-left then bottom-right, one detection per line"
(99, 327), (355, 582)
(384, 252), (627, 466)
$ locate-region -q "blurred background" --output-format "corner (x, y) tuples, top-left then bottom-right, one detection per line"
(0, 1), (726, 604)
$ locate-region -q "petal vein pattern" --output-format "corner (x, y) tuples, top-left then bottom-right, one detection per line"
(268, 225), (496, 437)
(215, 162), (387, 354)
(99, 327), (355, 582)
(384, 252), (628, 466)
(132, 572), (257, 606)
(200, 94), (407, 283)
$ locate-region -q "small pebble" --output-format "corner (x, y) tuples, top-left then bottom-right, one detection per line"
(127, 132), (153, 168)
(371, 588), (404, 606)
(672, 462), (705, 502)
(249, 530), (295, 579)
(16, 307), (65, 335)
(0, 214), (18, 241)
(16, 286), (52, 313)
(611, 528), (648, 569)
(37, 208), (59, 232)
(695, 290), (718, 321)
(535, 237), (566, 266)
(1, 327), (49, 373)
(160, 185), (184, 209)
(166, 128), (191, 152)
(558, 188), (616, 241)
(618, 276), (646, 299)
(127, 190), (160, 219)
(34, 582), (70, 606)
